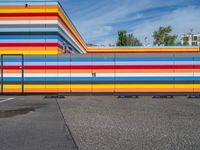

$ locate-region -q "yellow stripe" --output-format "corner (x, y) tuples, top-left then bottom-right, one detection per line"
(3, 84), (199, 90)
(0, 50), (58, 55)
(3, 85), (21, 88)
(25, 85), (45, 88)
(0, 9), (58, 13)
(29, 51), (58, 54)
(25, 85), (70, 88)
(87, 49), (199, 52)
(21, 84), (200, 89)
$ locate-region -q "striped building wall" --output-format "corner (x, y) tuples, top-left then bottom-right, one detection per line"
(0, 1), (200, 95)
(1, 53), (200, 95)
(0, 0), (86, 55)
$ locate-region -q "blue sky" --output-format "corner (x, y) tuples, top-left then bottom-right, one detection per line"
(59, 0), (200, 46)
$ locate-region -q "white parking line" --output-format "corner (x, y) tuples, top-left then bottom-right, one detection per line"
(0, 98), (14, 103)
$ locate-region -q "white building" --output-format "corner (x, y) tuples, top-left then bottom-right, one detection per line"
(181, 34), (200, 46)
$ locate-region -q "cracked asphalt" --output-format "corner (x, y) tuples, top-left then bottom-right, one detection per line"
(0, 96), (77, 150)
(58, 96), (200, 150)
(1, 95), (200, 150)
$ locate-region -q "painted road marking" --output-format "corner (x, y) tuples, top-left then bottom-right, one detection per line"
(0, 98), (14, 103)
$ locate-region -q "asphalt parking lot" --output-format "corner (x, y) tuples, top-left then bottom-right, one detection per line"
(0, 96), (77, 150)
(59, 96), (200, 150)
(1, 96), (200, 150)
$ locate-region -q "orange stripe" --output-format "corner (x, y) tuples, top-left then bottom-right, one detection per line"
(194, 89), (200, 92)
(115, 88), (194, 92)
(0, 5), (57, 9)
(3, 89), (22, 93)
(24, 89), (46, 93)
(24, 70), (45, 73)
(58, 89), (70, 92)
(0, 47), (58, 50)
(93, 88), (114, 92)
(87, 48), (199, 53)
(3, 70), (22, 73)
(71, 89), (92, 92)
(0, 16), (57, 20)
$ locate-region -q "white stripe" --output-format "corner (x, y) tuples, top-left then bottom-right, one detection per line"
(97, 73), (196, 77)
(24, 73), (68, 77)
(0, 98), (14, 103)
(3, 74), (22, 77)
(24, 73), (91, 77)
(0, 20), (58, 25)
(114, 73), (194, 77)
(21, 73), (200, 77)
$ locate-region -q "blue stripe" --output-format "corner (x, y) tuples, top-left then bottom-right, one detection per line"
(4, 57), (200, 63)
(116, 57), (195, 61)
(0, 35), (57, 39)
(71, 58), (112, 62)
(24, 78), (45, 81)
(4, 57), (199, 62)
(3, 58), (22, 62)
(19, 77), (200, 82)
(0, 1), (57, 6)
(3, 77), (22, 81)
(4, 77), (200, 82)
(0, 28), (58, 32)
(69, 57), (199, 62)
(7, 57), (198, 62)
(24, 58), (70, 62)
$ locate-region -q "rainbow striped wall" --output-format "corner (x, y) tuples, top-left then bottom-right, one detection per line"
(0, 0), (87, 55)
(0, 1), (200, 95)
(1, 53), (200, 95)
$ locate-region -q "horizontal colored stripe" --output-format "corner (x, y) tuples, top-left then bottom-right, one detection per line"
(5, 57), (197, 62)
(2, 77), (200, 82)
(2, 84), (200, 89)
(1, 65), (199, 70)
(0, 12), (58, 17)
(0, 43), (61, 47)
(68, 84), (195, 88)
(0, 35), (57, 39)
(0, 9), (58, 13)
(2, 73), (199, 77)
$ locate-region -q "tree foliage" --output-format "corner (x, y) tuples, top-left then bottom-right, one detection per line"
(116, 30), (142, 46)
(153, 26), (177, 46)
(116, 30), (127, 46)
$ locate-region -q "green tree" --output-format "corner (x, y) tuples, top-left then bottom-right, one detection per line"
(116, 30), (142, 46)
(153, 26), (177, 46)
(116, 30), (127, 46)
(126, 34), (143, 46)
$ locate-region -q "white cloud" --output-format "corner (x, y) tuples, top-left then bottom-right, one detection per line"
(60, 0), (200, 46)
(131, 6), (200, 45)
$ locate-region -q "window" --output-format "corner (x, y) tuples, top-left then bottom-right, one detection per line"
(192, 42), (197, 46)
(183, 37), (189, 42)
(193, 36), (198, 41)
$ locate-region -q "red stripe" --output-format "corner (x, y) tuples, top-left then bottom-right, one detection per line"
(0, 13), (58, 17)
(2, 65), (199, 70)
(88, 51), (198, 53)
(0, 43), (61, 47)
(2, 66), (21, 69)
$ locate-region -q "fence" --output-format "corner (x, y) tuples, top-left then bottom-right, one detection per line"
(1, 53), (200, 95)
